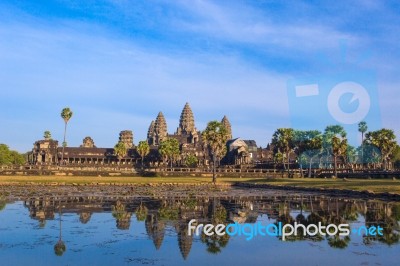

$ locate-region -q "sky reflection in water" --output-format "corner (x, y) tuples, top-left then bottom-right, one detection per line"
(0, 195), (399, 266)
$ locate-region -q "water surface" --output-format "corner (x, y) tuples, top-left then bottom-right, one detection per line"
(0, 192), (399, 265)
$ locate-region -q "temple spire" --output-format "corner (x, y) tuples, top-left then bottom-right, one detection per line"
(176, 102), (196, 135)
(221, 115), (232, 140)
(147, 121), (155, 145)
(152, 112), (168, 145)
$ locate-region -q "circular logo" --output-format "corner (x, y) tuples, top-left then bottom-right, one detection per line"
(327, 81), (370, 124)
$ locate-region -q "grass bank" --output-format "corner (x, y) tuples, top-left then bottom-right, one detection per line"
(1, 175), (399, 194)
(244, 178), (400, 194)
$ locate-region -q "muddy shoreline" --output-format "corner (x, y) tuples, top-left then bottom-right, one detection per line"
(0, 182), (399, 202)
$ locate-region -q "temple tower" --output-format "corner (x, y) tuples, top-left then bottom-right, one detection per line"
(147, 112), (168, 145)
(176, 103), (196, 135)
(119, 130), (134, 148)
(147, 121), (155, 145)
(221, 115), (232, 140)
(81, 136), (95, 148)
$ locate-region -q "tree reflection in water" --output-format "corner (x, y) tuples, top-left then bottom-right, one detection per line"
(54, 205), (66, 256)
(112, 200), (132, 230)
(201, 199), (230, 255)
(19, 194), (400, 259)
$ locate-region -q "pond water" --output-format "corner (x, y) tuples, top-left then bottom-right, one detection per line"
(0, 192), (399, 265)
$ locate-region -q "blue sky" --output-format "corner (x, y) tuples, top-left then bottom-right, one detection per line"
(0, 0), (399, 152)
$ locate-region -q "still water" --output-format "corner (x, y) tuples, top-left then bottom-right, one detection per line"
(0, 193), (399, 265)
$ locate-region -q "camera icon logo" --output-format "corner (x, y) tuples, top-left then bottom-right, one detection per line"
(287, 70), (380, 145)
(327, 81), (370, 125)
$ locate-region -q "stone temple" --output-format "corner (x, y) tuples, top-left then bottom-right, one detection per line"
(28, 103), (270, 167)
(147, 102), (204, 165)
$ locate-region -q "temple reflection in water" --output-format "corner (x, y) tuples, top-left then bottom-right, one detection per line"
(18, 195), (400, 259)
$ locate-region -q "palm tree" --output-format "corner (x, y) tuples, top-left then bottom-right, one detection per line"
(43, 130), (52, 140)
(293, 130), (322, 177)
(202, 121), (229, 184)
(158, 138), (180, 168)
(324, 125), (347, 178)
(272, 128), (295, 177)
(114, 141), (127, 162)
(54, 206), (66, 256)
(137, 141), (150, 168)
(358, 121), (368, 166)
(60, 108), (73, 165)
(365, 129), (397, 170)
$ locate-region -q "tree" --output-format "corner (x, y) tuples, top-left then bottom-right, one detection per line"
(43, 130), (52, 140)
(324, 125), (347, 177)
(202, 121), (229, 184)
(272, 128), (295, 177)
(0, 144), (25, 165)
(293, 130), (323, 178)
(137, 141), (150, 168)
(365, 129), (397, 170)
(185, 154), (198, 168)
(159, 138), (180, 168)
(54, 206), (66, 256)
(114, 141), (127, 161)
(358, 121), (368, 165)
(345, 145), (357, 167)
(60, 107), (73, 165)
(392, 145), (400, 170)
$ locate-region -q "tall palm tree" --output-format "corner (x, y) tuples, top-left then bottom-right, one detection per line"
(158, 138), (180, 168)
(202, 121), (229, 184)
(365, 129), (397, 170)
(60, 108), (73, 165)
(114, 141), (128, 163)
(358, 121), (368, 166)
(272, 128), (295, 177)
(137, 141), (150, 168)
(293, 130), (322, 178)
(324, 125), (347, 178)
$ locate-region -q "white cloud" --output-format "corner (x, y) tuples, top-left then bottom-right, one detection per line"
(0, 19), (289, 151)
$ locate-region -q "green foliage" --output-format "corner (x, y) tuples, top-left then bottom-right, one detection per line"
(324, 125), (348, 176)
(202, 121), (229, 183)
(183, 196), (198, 210)
(43, 130), (52, 140)
(61, 107), (73, 123)
(0, 200), (6, 211)
(159, 138), (180, 166)
(54, 240), (66, 256)
(346, 145), (357, 164)
(158, 206), (179, 220)
(358, 121), (368, 135)
(202, 121), (229, 159)
(293, 130), (323, 170)
(137, 141), (150, 160)
(392, 145), (400, 169)
(184, 154), (198, 168)
(0, 144), (26, 165)
(60, 107), (73, 163)
(272, 128), (295, 173)
(114, 141), (128, 159)
(365, 129), (397, 169)
(272, 128), (295, 155)
(274, 152), (284, 164)
(135, 204), (148, 221)
(212, 205), (227, 224)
